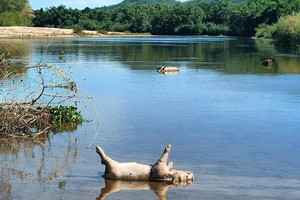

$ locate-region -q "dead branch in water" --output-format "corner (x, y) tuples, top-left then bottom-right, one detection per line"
(0, 105), (51, 137)
(0, 42), (95, 138)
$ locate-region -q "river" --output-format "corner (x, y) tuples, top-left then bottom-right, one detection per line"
(1, 36), (300, 199)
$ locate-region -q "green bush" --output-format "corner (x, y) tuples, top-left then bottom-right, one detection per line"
(110, 22), (131, 32)
(273, 14), (300, 48)
(72, 25), (84, 35)
(174, 24), (203, 35)
(79, 19), (99, 31)
(255, 23), (276, 38)
(203, 22), (230, 36)
(0, 11), (32, 26)
(97, 29), (108, 34)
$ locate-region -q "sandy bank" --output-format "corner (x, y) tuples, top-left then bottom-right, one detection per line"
(0, 26), (150, 38)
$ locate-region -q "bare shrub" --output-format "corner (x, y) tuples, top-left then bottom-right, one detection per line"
(0, 42), (93, 138)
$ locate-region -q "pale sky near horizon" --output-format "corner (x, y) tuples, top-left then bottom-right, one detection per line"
(29, 0), (188, 10)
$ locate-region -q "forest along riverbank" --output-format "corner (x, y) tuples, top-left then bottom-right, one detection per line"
(0, 26), (151, 38)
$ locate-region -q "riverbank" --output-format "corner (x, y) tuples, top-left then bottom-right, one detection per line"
(0, 26), (151, 38)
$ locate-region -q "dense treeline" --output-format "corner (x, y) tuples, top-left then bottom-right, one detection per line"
(1, 0), (300, 46)
(114, 0), (178, 7)
(32, 0), (300, 37)
(0, 0), (34, 26)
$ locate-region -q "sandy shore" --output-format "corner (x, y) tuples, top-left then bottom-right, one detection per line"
(0, 26), (150, 38)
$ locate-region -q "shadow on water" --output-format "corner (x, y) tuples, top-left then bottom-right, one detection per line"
(97, 179), (193, 200)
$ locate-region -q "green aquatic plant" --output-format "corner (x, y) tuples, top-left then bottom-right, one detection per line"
(0, 105), (84, 137)
(45, 105), (83, 124)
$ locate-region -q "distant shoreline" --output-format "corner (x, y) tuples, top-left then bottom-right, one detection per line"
(0, 26), (152, 38)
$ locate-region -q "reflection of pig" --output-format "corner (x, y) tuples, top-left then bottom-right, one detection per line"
(157, 66), (179, 74)
(97, 179), (193, 200)
(261, 59), (272, 69)
(96, 144), (194, 183)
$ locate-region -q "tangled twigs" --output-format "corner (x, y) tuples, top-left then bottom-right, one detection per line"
(0, 43), (94, 138)
(0, 104), (51, 137)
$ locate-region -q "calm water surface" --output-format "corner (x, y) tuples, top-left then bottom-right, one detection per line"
(1, 37), (300, 199)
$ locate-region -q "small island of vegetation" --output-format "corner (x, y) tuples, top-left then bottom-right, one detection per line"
(0, 44), (91, 138)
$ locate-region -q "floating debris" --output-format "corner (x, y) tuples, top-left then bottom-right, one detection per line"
(157, 66), (179, 75)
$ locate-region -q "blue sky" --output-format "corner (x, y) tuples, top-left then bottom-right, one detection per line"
(29, 0), (188, 10)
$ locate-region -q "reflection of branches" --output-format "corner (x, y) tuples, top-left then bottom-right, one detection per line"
(0, 177), (11, 200)
(0, 43), (98, 200)
(0, 133), (79, 199)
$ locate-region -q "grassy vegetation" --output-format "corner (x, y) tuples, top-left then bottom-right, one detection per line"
(273, 14), (300, 48)
(256, 13), (300, 48)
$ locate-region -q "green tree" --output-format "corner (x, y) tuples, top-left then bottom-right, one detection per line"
(244, 0), (300, 36)
(128, 5), (152, 32)
(0, 0), (28, 12)
(228, 2), (248, 35)
(30, 0), (300, 37)
(150, 3), (205, 35)
(255, 13), (300, 48)
(173, 3), (206, 35)
(0, 0), (33, 26)
(201, 0), (235, 35)
(150, 4), (174, 34)
(33, 6), (82, 28)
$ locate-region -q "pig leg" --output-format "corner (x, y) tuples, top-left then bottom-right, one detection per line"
(150, 144), (173, 181)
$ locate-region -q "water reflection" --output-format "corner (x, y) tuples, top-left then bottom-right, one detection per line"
(157, 70), (179, 75)
(157, 66), (180, 75)
(0, 126), (80, 200)
(21, 37), (300, 74)
(261, 59), (273, 69)
(0, 40), (32, 81)
(0, 37), (300, 200)
(97, 179), (193, 200)
(0, 40), (32, 59)
(0, 37), (299, 74)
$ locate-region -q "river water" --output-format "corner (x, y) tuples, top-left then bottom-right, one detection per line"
(1, 37), (300, 199)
